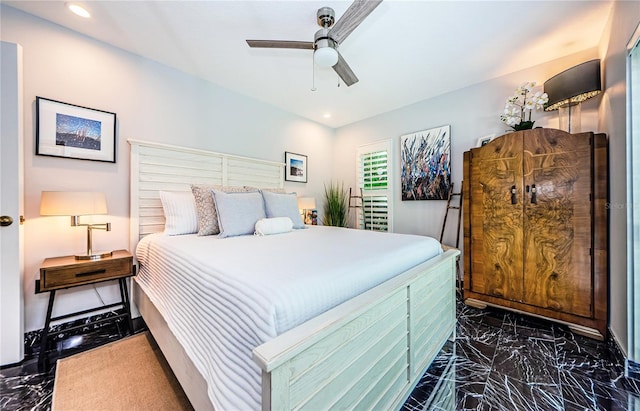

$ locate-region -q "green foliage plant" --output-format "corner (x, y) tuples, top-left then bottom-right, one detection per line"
(322, 181), (349, 227)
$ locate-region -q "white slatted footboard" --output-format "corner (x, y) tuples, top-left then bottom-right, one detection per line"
(253, 249), (458, 411)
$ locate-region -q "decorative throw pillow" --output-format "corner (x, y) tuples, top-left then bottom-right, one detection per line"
(244, 186), (286, 194)
(191, 184), (249, 236)
(159, 191), (199, 235)
(254, 217), (294, 236)
(211, 190), (266, 238)
(261, 190), (305, 229)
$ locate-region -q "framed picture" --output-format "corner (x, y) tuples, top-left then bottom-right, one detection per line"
(304, 209), (318, 225)
(476, 134), (496, 147)
(36, 97), (116, 163)
(400, 125), (451, 200)
(284, 152), (307, 183)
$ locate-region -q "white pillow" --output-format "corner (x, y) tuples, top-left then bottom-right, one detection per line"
(254, 217), (293, 236)
(261, 190), (305, 229)
(159, 191), (198, 235)
(212, 190), (266, 238)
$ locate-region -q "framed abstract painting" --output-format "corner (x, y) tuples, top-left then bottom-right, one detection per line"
(400, 125), (451, 200)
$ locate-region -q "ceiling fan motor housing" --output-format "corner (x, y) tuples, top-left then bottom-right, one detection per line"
(317, 7), (335, 28)
(314, 28), (337, 50)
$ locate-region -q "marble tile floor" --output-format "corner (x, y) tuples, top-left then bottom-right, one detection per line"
(0, 312), (138, 411)
(2, 301), (639, 411)
(403, 302), (640, 411)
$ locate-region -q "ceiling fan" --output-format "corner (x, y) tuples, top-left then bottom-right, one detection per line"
(246, 0), (382, 87)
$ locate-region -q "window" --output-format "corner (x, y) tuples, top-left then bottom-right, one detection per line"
(627, 23), (640, 365)
(356, 140), (392, 231)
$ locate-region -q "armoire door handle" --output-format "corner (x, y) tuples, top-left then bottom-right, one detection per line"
(510, 185), (517, 204)
(531, 184), (537, 204)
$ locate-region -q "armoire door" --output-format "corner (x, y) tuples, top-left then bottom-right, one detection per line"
(468, 132), (524, 302)
(521, 130), (593, 317)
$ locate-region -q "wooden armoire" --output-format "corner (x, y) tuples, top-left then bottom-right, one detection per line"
(462, 128), (608, 339)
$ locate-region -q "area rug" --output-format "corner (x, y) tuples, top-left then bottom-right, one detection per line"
(52, 332), (193, 410)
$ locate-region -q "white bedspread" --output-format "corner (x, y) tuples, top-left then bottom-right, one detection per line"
(135, 226), (442, 410)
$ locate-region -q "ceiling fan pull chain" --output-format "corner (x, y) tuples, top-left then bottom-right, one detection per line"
(311, 56), (317, 91)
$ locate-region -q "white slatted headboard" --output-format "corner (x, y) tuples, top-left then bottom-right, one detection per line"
(128, 139), (284, 252)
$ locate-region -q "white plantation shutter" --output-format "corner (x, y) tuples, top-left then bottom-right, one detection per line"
(356, 140), (393, 231)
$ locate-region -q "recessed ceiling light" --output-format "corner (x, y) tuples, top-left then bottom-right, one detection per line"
(66, 3), (91, 18)
(323, 113), (331, 119)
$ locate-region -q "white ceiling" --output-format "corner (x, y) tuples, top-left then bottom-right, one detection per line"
(5, 0), (612, 128)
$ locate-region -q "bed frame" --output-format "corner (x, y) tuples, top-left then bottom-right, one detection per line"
(128, 139), (459, 411)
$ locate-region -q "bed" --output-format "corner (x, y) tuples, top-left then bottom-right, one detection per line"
(128, 139), (459, 411)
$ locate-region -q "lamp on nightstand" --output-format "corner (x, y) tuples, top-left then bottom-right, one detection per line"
(40, 191), (112, 260)
(297, 197), (317, 225)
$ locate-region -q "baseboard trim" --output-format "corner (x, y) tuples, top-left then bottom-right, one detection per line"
(607, 327), (639, 383)
(627, 359), (640, 381)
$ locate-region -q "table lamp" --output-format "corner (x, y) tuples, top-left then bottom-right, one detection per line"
(544, 59), (601, 133)
(40, 191), (112, 260)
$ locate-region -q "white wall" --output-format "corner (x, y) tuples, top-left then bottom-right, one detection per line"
(1, 6), (335, 334)
(597, 1), (640, 358)
(333, 49), (600, 245)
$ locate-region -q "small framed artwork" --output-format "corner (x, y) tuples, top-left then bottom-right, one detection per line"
(476, 134), (496, 147)
(284, 152), (307, 183)
(304, 209), (318, 225)
(36, 97), (117, 163)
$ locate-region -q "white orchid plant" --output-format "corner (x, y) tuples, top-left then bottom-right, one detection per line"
(499, 81), (549, 130)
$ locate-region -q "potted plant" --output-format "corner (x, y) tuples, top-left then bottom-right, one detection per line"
(499, 81), (549, 131)
(322, 181), (349, 227)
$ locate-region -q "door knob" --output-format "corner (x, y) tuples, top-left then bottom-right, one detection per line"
(0, 216), (13, 226)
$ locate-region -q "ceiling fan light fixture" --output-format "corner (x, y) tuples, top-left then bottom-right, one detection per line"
(314, 47), (339, 68)
(246, 1), (382, 86)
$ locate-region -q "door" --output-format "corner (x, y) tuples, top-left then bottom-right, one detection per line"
(522, 129), (593, 317)
(1, 41), (24, 365)
(468, 132), (524, 302)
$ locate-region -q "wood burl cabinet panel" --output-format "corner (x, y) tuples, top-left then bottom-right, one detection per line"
(463, 128), (608, 339)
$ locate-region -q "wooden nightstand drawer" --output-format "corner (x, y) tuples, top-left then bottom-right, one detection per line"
(38, 249), (133, 292)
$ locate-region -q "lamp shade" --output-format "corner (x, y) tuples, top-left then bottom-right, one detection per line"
(544, 59), (601, 111)
(297, 197), (317, 210)
(40, 191), (108, 216)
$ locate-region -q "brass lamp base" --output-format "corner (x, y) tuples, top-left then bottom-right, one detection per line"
(75, 251), (113, 260)
(73, 219), (113, 260)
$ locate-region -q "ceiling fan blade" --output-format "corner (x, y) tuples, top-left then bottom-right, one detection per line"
(329, 0), (382, 44)
(246, 40), (314, 50)
(333, 51), (359, 87)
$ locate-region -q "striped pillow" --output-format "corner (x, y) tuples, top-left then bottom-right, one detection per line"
(159, 191), (198, 235)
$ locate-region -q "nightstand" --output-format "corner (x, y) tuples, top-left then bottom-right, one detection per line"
(35, 249), (135, 368)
